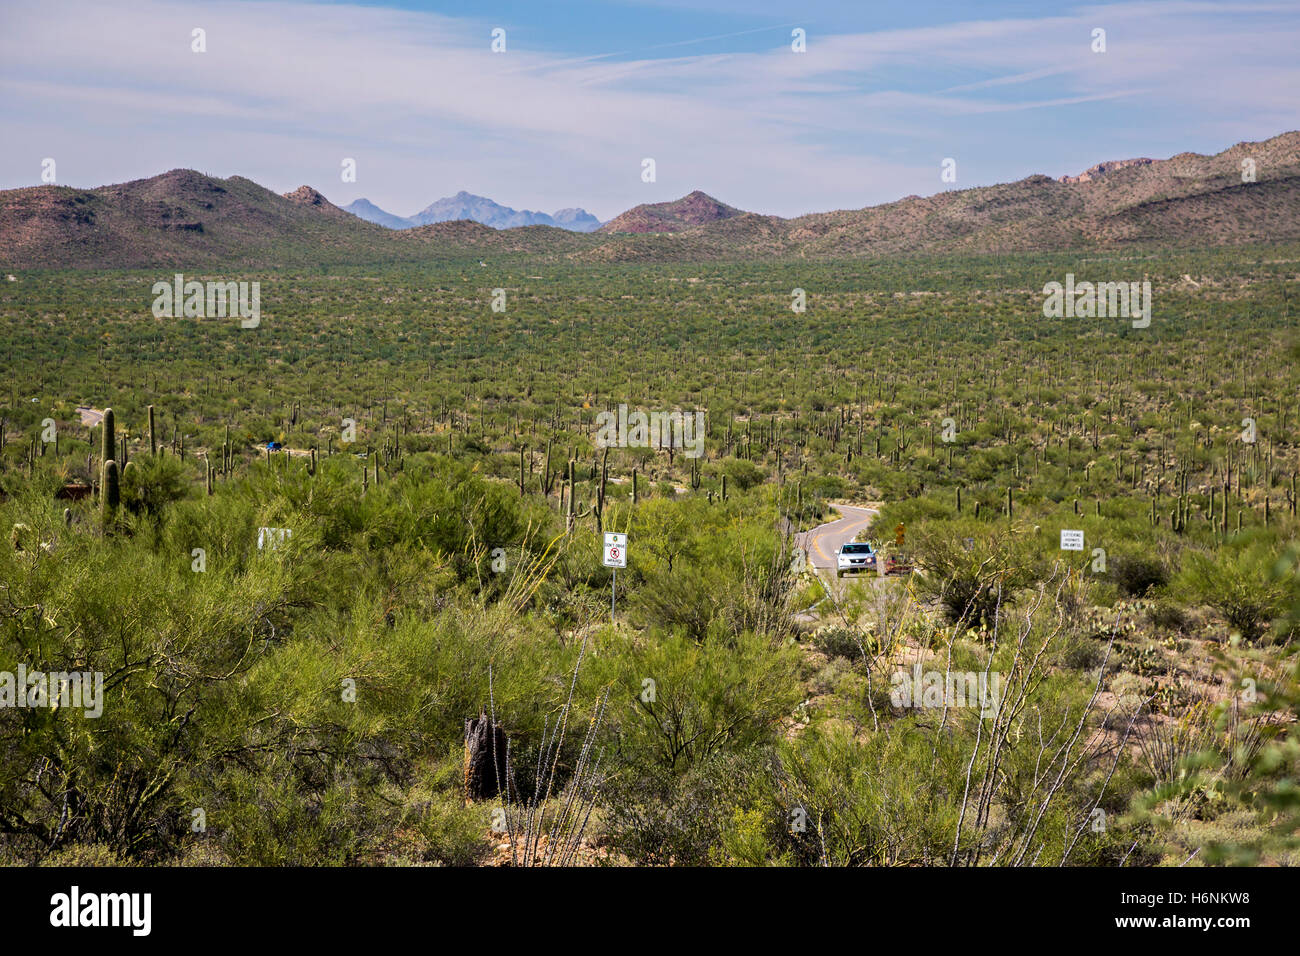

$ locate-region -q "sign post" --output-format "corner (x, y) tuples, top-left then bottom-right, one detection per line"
(603, 532), (627, 623)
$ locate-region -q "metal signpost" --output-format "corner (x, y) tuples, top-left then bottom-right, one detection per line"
(603, 532), (627, 623)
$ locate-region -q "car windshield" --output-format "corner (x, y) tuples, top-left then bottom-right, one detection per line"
(841, 543), (873, 554)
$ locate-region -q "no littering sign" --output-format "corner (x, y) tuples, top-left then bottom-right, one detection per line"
(1060, 529), (1085, 551)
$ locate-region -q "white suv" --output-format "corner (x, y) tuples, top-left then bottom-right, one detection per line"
(836, 541), (876, 577)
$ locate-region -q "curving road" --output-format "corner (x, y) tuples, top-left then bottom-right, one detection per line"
(796, 503), (879, 570)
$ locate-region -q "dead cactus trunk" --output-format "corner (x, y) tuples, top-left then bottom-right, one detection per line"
(463, 711), (508, 803)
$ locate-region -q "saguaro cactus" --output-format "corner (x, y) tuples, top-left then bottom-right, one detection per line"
(566, 459), (591, 532)
(591, 448), (609, 533)
(101, 407), (115, 467)
(541, 438), (555, 498)
(148, 404), (156, 455)
(101, 459), (120, 526)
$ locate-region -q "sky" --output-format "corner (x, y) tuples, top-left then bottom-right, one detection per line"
(1, 0), (1298, 221)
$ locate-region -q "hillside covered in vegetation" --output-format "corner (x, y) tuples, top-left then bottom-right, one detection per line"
(2, 242), (1297, 866)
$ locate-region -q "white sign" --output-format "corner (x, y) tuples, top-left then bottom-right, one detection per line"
(1060, 529), (1084, 551)
(603, 532), (627, 568)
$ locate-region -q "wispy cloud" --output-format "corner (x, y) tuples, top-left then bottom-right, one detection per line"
(0, 0), (1296, 218)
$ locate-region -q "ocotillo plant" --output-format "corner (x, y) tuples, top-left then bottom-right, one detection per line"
(492, 639), (610, 868)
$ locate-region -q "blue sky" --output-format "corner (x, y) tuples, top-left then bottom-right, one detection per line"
(2, 0), (1297, 220)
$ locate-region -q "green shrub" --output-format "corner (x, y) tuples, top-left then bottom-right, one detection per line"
(595, 627), (802, 774)
(812, 625), (877, 663)
(1179, 539), (1296, 643)
(1059, 632), (1105, 671)
(120, 452), (189, 518)
(1110, 552), (1168, 597)
(1149, 599), (1189, 633)
(601, 749), (784, 866)
(911, 522), (1040, 628)
(407, 794), (491, 867)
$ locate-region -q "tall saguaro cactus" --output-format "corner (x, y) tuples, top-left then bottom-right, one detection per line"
(566, 459), (591, 532)
(101, 407), (115, 471)
(590, 447), (609, 533)
(101, 459), (120, 527)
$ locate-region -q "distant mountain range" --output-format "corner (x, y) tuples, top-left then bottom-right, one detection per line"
(344, 191), (602, 232)
(3, 130), (1299, 269)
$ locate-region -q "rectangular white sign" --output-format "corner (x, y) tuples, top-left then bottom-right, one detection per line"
(603, 532), (627, 568)
(1060, 529), (1084, 551)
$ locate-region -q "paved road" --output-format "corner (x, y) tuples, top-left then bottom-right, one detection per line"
(77, 406), (105, 427)
(796, 503), (879, 570)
